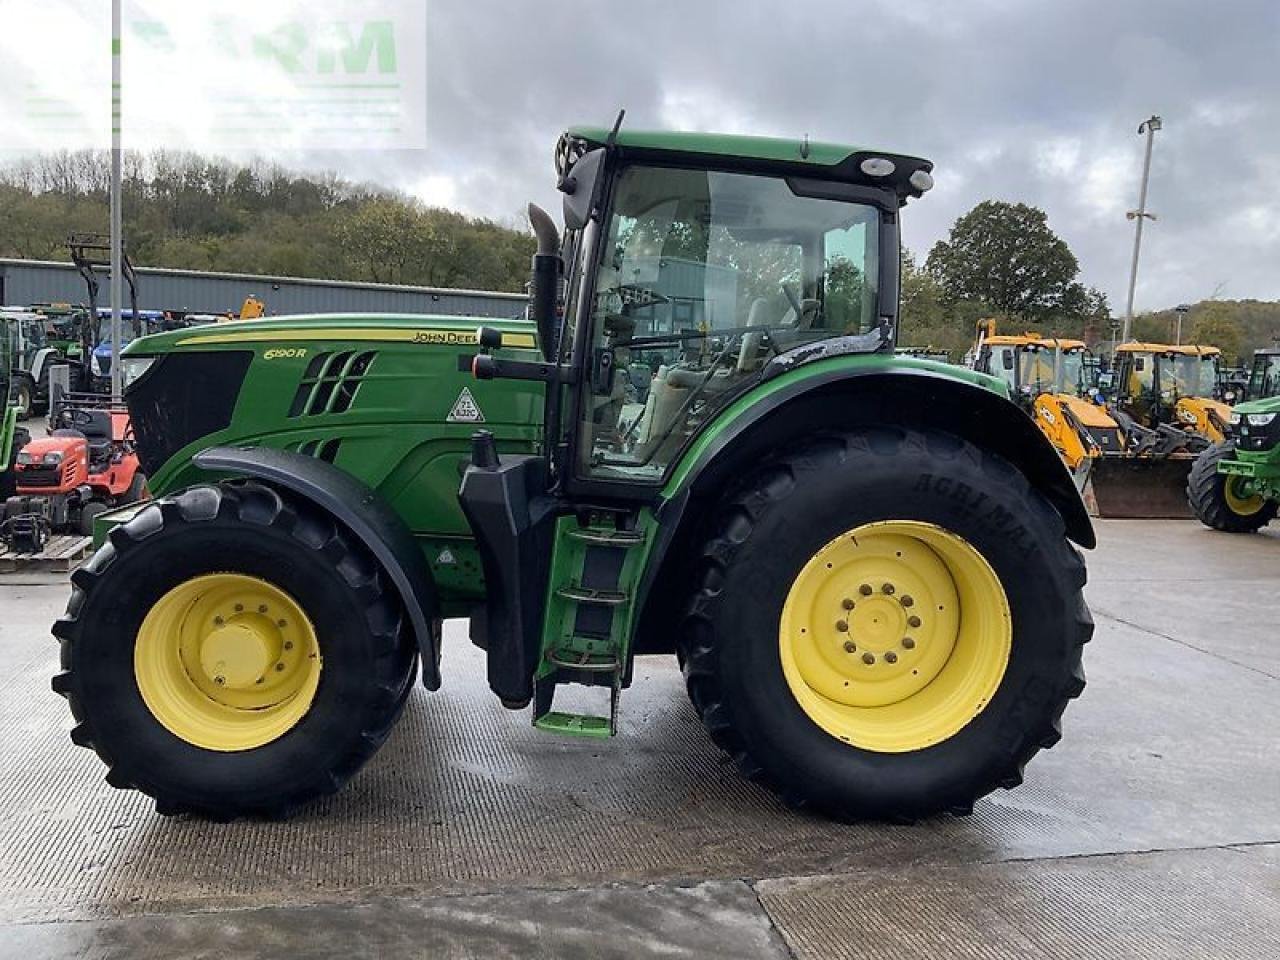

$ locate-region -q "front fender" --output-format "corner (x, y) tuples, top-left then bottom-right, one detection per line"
(192, 446), (443, 689)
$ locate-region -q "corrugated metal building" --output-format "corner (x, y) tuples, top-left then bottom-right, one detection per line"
(0, 258), (527, 319)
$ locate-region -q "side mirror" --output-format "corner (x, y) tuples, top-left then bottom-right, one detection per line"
(560, 148), (606, 230)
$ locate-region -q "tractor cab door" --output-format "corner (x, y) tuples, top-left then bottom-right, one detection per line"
(567, 163), (885, 493)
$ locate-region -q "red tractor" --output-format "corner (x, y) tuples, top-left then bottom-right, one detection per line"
(1, 396), (146, 552)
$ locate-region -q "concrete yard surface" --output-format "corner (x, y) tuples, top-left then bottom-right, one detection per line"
(0, 520), (1277, 958)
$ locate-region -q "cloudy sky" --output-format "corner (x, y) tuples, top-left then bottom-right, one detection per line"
(3, 0), (1278, 313)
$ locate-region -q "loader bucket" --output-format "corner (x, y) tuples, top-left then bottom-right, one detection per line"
(1084, 456), (1196, 518)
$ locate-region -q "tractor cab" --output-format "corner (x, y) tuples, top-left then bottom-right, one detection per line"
(1245, 349), (1280, 402)
(1110, 343), (1230, 444)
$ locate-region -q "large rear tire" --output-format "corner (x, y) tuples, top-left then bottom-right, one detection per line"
(53, 481), (417, 819)
(678, 428), (1091, 821)
(1187, 441), (1276, 532)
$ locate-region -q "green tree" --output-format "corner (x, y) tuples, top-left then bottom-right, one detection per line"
(926, 201), (1081, 322)
(1190, 303), (1245, 363)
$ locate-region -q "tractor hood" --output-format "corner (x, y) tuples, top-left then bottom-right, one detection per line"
(1233, 395), (1280, 416)
(123, 313), (538, 357)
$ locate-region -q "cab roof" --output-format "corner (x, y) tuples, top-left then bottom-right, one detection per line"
(565, 126), (933, 199)
(1116, 342), (1220, 357)
(985, 334), (1087, 350)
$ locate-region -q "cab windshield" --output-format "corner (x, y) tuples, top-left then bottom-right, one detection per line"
(1164, 354), (1217, 397)
(1249, 354), (1280, 400)
(578, 164), (883, 481)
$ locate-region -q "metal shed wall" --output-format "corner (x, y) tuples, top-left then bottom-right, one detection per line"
(0, 259), (527, 320)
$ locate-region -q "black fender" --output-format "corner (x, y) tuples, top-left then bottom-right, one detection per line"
(192, 446), (442, 690)
(633, 366), (1094, 655)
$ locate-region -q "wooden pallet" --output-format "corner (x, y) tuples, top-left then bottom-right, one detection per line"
(0, 534), (94, 573)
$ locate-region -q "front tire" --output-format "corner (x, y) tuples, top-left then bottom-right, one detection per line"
(1187, 442), (1276, 532)
(52, 481), (417, 819)
(678, 428), (1091, 821)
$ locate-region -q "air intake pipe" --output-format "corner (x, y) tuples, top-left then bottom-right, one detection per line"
(527, 203), (561, 362)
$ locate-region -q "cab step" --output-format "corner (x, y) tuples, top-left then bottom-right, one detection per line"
(565, 527), (645, 546)
(533, 711), (613, 739)
(554, 584), (629, 606)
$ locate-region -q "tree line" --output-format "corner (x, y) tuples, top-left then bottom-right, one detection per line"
(0, 152), (1274, 361)
(902, 199), (1277, 364)
(0, 150), (535, 292)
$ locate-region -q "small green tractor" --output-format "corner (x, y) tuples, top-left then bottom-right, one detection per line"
(54, 126), (1093, 821)
(1188, 348), (1279, 531)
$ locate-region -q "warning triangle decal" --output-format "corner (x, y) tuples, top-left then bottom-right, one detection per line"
(447, 387), (485, 423)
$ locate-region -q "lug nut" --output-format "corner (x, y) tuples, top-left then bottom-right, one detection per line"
(258, 604), (268, 614)
(836, 620), (849, 632)
(843, 641), (856, 653)
(862, 652), (876, 665)
(881, 583), (895, 595)
(214, 675), (226, 686)
(277, 619), (287, 628)
(283, 641), (294, 651)
(842, 598), (855, 611)
(885, 651), (898, 664)
(900, 595), (914, 607)
(902, 637), (916, 649)
(234, 604), (244, 612)
(275, 662), (285, 672)
(213, 616), (224, 626)
(908, 615), (922, 628)
(859, 584), (873, 596)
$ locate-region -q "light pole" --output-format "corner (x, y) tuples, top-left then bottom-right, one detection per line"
(1174, 303), (1191, 346)
(110, 0), (123, 402)
(1122, 115), (1162, 343)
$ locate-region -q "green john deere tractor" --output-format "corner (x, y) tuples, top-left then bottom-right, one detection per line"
(1188, 348), (1280, 531)
(54, 126), (1094, 821)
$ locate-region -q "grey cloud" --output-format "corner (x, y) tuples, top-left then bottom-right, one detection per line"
(273, 0), (1279, 310)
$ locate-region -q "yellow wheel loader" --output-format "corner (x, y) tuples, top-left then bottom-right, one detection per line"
(1083, 342), (1235, 518)
(970, 324), (1121, 477)
(1109, 342), (1232, 446)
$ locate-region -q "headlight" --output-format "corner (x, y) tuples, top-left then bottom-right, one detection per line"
(1246, 412), (1277, 427)
(16, 451), (37, 465)
(42, 451), (64, 465)
(120, 355), (156, 388)
(1229, 412), (1242, 426)
(90, 352), (103, 376)
(1177, 408), (1198, 424)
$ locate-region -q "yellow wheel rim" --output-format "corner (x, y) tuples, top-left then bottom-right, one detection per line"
(134, 574), (322, 752)
(779, 521), (1011, 753)
(1224, 477), (1266, 516)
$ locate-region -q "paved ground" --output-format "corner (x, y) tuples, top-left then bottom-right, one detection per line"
(0, 520), (1277, 958)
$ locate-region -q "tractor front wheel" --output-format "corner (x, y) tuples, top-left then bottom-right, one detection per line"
(679, 428), (1091, 821)
(53, 481), (417, 819)
(1187, 442), (1276, 532)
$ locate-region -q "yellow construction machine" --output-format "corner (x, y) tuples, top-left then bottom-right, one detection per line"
(1108, 342), (1232, 445)
(971, 323), (1215, 517)
(970, 323), (1121, 476)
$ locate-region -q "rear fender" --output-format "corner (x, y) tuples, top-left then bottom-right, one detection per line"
(633, 363), (1094, 655)
(191, 446), (443, 689)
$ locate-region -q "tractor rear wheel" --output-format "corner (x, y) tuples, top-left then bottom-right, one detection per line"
(1187, 441), (1276, 532)
(679, 428), (1090, 821)
(53, 481), (416, 819)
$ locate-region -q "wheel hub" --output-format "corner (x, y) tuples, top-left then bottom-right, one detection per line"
(134, 574), (322, 752)
(778, 520), (1011, 753)
(199, 619), (280, 690)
